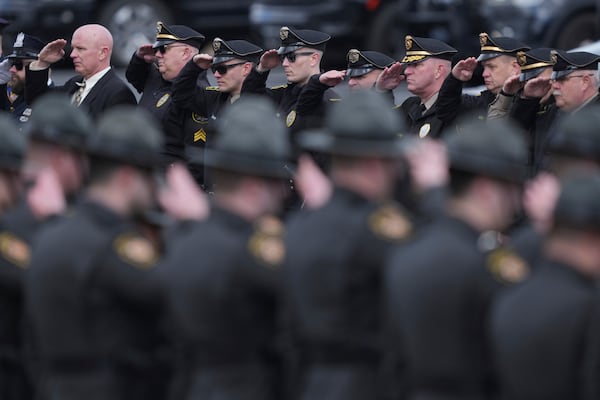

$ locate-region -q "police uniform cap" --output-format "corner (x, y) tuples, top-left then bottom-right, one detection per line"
(0, 112), (25, 171)
(197, 95), (290, 179)
(212, 38), (263, 65)
(517, 48), (555, 82)
(25, 93), (93, 150)
(88, 106), (163, 169)
(401, 36), (457, 64)
(7, 32), (45, 60)
(298, 90), (406, 157)
(477, 33), (530, 62)
(346, 49), (395, 78)
(278, 26), (330, 55)
(153, 21), (205, 50)
(445, 116), (528, 183)
(550, 50), (600, 80)
(553, 173), (600, 233)
(548, 105), (600, 162)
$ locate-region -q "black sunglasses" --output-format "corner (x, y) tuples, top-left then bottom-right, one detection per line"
(279, 51), (315, 63)
(211, 61), (246, 75)
(154, 43), (187, 55)
(10, 60), (24, 71)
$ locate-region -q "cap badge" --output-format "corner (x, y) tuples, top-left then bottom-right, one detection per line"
(517, 51), (527, 67)
(14, 32), (24, 48)
(348, 49), (360, 64)
(550, 50), (558, 64)
(479, 33), (488, 47)
(405, 35), (413, 51)
(156, 21), (164, 34)
(280, 27), (289, 41)
(213, 38), (222, 52)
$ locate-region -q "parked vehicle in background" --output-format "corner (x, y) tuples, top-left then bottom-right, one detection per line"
(480, 0), (599, 50)
(0, 0), (255, 66)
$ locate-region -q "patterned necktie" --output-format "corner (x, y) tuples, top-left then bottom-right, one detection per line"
(74, 80), (86, 106)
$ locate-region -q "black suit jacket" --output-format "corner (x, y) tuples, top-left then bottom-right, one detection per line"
(25, 66), (137, 120)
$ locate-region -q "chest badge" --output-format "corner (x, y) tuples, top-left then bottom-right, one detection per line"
(156, 93), (170, 108)
(286, 110), (296, 127)
(419, 123), (431, 138)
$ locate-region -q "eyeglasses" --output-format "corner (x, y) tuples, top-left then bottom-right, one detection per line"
(552, 73), (595, 82)
(10, 60), (25, 71)
(155, 44), (188, 54)
(211, 61), (246, 75)
(278, 51), (314, 63)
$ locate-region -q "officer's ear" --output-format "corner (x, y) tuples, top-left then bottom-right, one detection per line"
(311, 51), (322, 67)
(242, 62), (253, 77)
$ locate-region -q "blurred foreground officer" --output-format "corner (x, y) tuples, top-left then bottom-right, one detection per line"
(0, 114), (31, 400)
(285, 91), (413, 400)
(26, 107), (170, 400)
(1, 93), (91, 261)
(492, 173), (600, 400)
(1, 32), (46, 123)
(385, 117), (529, 400)
(161, 96), (289, 400)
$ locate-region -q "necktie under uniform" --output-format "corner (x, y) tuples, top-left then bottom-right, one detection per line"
(73, 80), (86, 106)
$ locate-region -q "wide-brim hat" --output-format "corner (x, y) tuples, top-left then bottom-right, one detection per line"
(187, 95), (292, 179)
(298, 90), (407, 157)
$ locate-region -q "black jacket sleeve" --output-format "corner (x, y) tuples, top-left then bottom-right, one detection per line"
(125, 51), (152, 94)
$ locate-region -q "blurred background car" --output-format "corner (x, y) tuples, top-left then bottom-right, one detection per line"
(0, 0), (256, 66)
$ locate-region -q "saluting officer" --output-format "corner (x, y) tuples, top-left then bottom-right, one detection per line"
(285, 91), (414, 400)
(1, 32), (46, 123)
(170, 37), (263, 188)
(385, 117), (529, 400)
(436, 33), (529, 125)
(345, 49), (395, 91)
(0, 114), (31, 400)
(126, 21), (205, 163)
(491, 172), (600, 400)
(242, 26), (339, 149)
(160, 96), (289, 400)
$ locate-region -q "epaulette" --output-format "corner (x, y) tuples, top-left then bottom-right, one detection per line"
(205, 86), (220, 91)
(0, 232), (30, 268)
(368, 203), (412, 241)
(270, 84), (288, 90)
(113, 233), (158, 270)
(248, 215), (285, 268)
(487, 247), (529, 284)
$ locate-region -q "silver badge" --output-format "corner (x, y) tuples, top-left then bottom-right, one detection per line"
(14, 32), (24, 48)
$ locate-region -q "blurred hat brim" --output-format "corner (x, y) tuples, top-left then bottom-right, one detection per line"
(298, 129), (407, 157)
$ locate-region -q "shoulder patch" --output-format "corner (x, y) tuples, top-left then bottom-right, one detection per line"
(487, 248), (529, 284)
(270, 84), (288, 90)
(205, 86), (220, 91)
(368, 204), (412, 241)
(0, 232), (30, 268)
(286, 110), (296, 127)
(248, 216), (285, 268)
(114, 234), (158, 270)
(155, 93), (170, 108)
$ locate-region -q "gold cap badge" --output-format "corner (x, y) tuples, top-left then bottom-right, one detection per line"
(348, 49), (360, 64)
(405, 35), (413, 51)
(479, 32), (489, 47)
(280, 26), (289, 41)
(517, 51), (527, 67)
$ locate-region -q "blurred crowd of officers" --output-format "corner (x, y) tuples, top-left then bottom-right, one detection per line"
(0, 12), (598, 400)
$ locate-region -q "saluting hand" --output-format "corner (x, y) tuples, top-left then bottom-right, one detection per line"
(257, 49), (280, 72)
(452, 57), (478, 82)
(295, 155), (332, 209)
(192, 53), (213, 70)
(136, 44), (156, 63)
(502, 74), (523, 96)
(27, 167), (66, 220)
(523, 76), (552, 100)
(33, 39), (68, 69)
(376, 62), (406, 91)
(319, 70), (345, 87)
(405, 138), (449, 193)
(158, 163), (209, 221)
